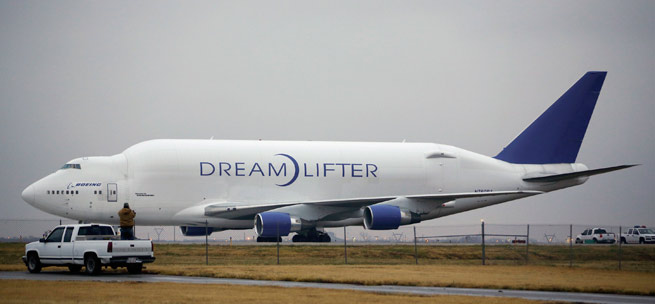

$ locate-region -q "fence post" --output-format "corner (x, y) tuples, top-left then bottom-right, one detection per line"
(414, 226), (418, 265)
(344, 226), (348, 264)
(205, 220), (208, 265)
(173, 226), (176, 242)
(525, 224), (530, 264)
(618, 226), (622, 270)
(569, 224), (573, 267)
(481, 220), (485, 265)
(276, 222), (280, 265)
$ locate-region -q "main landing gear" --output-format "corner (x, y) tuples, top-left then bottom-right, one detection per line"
(256, 236), (282, 242)
(292, 229), (331, 243)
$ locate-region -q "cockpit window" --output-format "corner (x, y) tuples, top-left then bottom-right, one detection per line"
(61, 163), (81, 170)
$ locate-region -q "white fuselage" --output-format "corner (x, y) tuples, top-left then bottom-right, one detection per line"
(22, 139), (588, 230)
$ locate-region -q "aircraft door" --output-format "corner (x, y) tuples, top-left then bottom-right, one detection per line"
(108, 183), (117, 202)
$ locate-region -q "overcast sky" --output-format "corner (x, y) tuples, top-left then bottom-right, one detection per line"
(1, 1), (653, 237)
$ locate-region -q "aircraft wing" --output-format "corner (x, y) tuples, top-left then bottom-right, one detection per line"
(200, 190), (543, 220)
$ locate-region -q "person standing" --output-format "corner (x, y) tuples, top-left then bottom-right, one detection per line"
(118, 203), (136, 240)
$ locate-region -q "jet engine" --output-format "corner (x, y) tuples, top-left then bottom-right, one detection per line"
(363, 205), (420, 230)
(254, 212), (302, 237)
(180, 226), (214, 236)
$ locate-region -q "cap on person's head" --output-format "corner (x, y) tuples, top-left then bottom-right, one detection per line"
(124, 203), (129, 208)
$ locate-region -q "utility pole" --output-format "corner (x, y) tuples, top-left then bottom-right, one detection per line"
(525, 224), (530, 264)
(481, 220), (485, 265)
(344, 226), (348, 264)
(618, 226), (622, 270)
(205, 220), (208, 265)
(414, 226), (418, 265)
(569, 224), (573, 267)
(276, 222), (280, 265)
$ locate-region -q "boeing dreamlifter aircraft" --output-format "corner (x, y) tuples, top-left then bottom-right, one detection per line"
(22, 72), (634, 242)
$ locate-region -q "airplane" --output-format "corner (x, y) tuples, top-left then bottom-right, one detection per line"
(21, 71), (635, 242)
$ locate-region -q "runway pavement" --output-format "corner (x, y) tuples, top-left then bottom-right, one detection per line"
(1, 271), (653, 304)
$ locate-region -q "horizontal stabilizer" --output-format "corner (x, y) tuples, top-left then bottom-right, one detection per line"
(523, 165), (638, 183)
(406, 190), (543, 201)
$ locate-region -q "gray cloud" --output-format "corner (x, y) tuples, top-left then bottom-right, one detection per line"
(1, 1), (653, 234)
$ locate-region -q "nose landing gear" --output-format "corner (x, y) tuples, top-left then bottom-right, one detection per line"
(292, 228), (331, 243)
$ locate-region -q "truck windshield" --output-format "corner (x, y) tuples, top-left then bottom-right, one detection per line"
(638, 228), (654, 234)
(78, 226), (114, 236)
(594, 229), (607, 234)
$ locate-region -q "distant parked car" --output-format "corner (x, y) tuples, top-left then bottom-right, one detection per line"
(620, 226), (655, 244)
(575, 228), (616, 244)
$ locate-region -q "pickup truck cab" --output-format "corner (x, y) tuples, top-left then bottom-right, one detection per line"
(22, 224), (155, 274)
(575, 228), (616, 244)
(621, 226), (655, 244)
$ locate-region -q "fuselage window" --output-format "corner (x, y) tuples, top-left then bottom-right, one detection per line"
(66, 190), (69, 194)
(99, 190), (102, 195)
(56, 190), (60, 194)
(46, 190), (50, 194)
(76, 190), (79, 194)
(94, 190), (97, 195)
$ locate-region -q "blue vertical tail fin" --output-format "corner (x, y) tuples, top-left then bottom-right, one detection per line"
(494, 71), (607, 164)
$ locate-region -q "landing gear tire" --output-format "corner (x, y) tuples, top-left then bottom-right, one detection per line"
(27, 253), (41, 273)
(257, 236), (282, 242)
(84, 254), (101, 275)
(319, 234), (331, 243)
(292, 230), (330, 243)
(292, 235), (306, 242)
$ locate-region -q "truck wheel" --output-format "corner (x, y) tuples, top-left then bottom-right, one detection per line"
(84, 254), (101, 275)
(27, 253), (42, 273)
(575, 238), (581, 244)
(621, 237), (626, 244)
(592, 238), (598, 244)
(640, 238), (645, 244)
(68, 265), (82, 273)
(127, 264), (143, 274)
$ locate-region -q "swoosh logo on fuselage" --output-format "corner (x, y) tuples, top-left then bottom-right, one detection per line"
(275, 153), (299, 187)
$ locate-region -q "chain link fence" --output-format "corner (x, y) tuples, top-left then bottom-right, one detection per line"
(2, 219), (653, 270)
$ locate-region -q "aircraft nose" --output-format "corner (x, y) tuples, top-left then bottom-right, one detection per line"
(22, 184), (35, 205)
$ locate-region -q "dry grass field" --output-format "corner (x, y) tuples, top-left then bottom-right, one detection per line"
(143, 264), (655, 296)
(2, 242), (654, 296)
(0, 280), (553, 304)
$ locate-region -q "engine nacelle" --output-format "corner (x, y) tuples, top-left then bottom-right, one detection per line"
(255, 212), (302, 237)
(363, 205), (420, 230)
(180, 226), (214, 236)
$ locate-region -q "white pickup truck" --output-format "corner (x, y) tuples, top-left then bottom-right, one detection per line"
(22, 224), (155, 274)
(620, 226), (655, 244)
(575, 228), (616, 244)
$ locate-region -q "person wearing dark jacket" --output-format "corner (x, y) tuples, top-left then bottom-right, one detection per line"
(118, 203), (136, 240)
